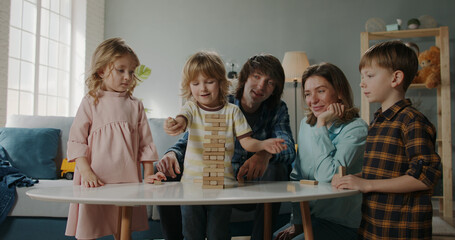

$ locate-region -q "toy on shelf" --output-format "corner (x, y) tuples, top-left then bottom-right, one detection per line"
(202, 114), (227, 189)
(60, 158), (75, 180)
(407, 18), (421, 29)
(386, 19), (402, 31)
(413, 46), (441, 88)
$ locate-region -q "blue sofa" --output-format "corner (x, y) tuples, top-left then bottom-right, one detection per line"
(0, 115), (291, 239)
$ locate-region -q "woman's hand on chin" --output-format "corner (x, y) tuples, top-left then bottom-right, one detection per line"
(316, 103), (345, 127)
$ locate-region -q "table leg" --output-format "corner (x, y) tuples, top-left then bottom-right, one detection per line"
(115, 208), (122, 239)
(264, 202), (272, 240)
(120, 206), (132, 240)
(300, 201), (313, 240)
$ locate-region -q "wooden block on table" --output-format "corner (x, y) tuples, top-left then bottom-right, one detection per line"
(203, 168), (224, 173)
(203, 176), (224, 181)
(203, 143), (225, 148)
(219, 122), (227, 127)
(205, 126), (226, 131)
(203, 160), (224, 165)
(193, 179), (203, 183)
(154, 180), (163, 185)
(299, 179), (318, 185)
(338, 166), (346, 177)
(204, 135), (226, 139)
(202, 185), (224, 189)
(205, 114), (219, 119)
(205, 118), (226, 123)
(203, 151), (224, 156)
(211, 122), (220, 127)
(217, 155), (224, 160)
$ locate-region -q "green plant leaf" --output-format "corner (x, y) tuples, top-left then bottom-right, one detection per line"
(135, 65), (152, 81)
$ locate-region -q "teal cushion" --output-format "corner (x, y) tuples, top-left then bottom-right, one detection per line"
(0, 128), (60, 179)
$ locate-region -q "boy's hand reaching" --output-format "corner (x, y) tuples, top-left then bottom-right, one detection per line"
(164, 117), (186, 136)
(262, 138), (287, 154)
(145, 172), (167, 184)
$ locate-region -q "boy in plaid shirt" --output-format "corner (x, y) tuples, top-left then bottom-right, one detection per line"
(332, 40), (441, 239)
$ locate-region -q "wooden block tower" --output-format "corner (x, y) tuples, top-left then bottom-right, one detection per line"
(202, 114), (227, 189)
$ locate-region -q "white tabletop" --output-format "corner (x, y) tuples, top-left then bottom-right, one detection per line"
(26, 181), (359, 206)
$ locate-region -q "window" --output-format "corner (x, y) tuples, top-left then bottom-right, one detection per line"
(8, 0), (72, 116)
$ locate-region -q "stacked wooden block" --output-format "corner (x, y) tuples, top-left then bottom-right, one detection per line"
(202, 114), (227, 189)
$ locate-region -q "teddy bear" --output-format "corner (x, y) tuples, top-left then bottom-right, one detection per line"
(413, 46), (441, 88)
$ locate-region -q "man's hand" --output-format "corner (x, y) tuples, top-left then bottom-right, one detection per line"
(164, 117), (186, 136)
(156, 151), (181, 178)
(274, 224), (303, 240)
(237, 151), (272, 181)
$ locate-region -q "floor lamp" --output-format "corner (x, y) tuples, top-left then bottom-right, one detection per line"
(282, 51), (309, 144)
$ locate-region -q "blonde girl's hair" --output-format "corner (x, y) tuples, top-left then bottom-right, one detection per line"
(86, 37), (140, 105)
(302, 62), (359, 126)
(181, 51), (229, 105)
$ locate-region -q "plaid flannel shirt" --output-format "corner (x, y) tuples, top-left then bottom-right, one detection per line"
(167, 95), (296, 177)
(359, 99), (441, 240)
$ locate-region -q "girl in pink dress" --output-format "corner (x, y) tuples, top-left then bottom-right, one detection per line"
(65, 38), (165, 240)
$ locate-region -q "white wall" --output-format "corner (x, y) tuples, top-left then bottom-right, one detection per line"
(104, 0), (455, 142)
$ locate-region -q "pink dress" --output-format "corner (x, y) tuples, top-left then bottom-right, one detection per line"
(65, 90), (158, 239)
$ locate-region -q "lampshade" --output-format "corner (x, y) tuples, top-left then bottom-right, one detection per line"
(282, 51), (310, 82)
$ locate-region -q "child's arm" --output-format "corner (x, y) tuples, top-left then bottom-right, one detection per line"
(238, 137), (287, 154)
(163, 116), (187, 136)
(333, 174), (429, 193)
(143, 161), (167, 184)
(75, 157), (104, 188)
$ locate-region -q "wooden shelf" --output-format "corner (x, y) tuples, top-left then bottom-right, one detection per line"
(408, 83), (429, 89)
(362, 28), (442, 40)
(360, 26), (452, 220)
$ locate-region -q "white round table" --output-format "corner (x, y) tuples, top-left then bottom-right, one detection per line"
(27, 181), (359, 240)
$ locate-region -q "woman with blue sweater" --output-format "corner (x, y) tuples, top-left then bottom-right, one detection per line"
(274, 62), (368, 240)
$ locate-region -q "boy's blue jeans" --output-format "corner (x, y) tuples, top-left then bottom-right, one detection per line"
(181, 204), (232, 240)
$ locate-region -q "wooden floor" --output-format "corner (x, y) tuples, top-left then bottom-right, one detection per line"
(432, 206), (455, 240)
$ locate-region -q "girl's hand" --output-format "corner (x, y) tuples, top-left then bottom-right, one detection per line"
(163, 117), (186, 136)
(145, 172), (167, 184)
(262, 138), (287, 154)
(76, 157), (104, 188)
(274, 224), (303, 240)
(80, 169), (105, 188)
(316, 103), (345, 127)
